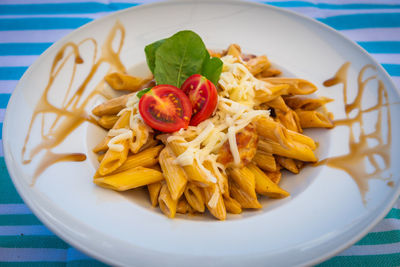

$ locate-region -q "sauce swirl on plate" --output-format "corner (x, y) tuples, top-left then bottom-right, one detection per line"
(320, 62), (392, 203)
(22, 21), (126, 185)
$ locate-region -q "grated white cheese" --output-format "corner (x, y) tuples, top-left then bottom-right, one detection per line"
(107, 128), (133, 152)
(219, 55), (271, 107)
(165, 96), (269, 187)
(107, 93), (152, 152)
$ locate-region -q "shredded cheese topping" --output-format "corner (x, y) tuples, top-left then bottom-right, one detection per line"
(219, 55), (271, 108)
(167, 97), (269, 186)
(107, 93), (152, 152)
(107, 128), (133, 152)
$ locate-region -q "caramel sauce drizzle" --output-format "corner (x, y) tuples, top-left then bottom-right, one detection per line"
(22, 21), (127, 185)
(320, 62), (392, 203)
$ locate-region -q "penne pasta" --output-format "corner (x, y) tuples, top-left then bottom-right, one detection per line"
(184, 182), (205, 213)
(204, 184), (226, 220)
(148, 181), (163, 207)
(105, 72), (152, 91)
(158, 183), (178, 218)
(275, 109), (302, 133)
(226, 44), (242, 60)
(255, 117), (316, 150)
(260, 78), (318, 96)
(257, 68), (281, 78)
(98, 115), (119, 129)
(246, 55), (270, 76)
(229, 180), (261, 209)
(284, 96), (333, 111)
(247, 163), (289, 198)
(112, 145), (163, 174)
(258, 138), (317, 162)
(266, 96), (290, 112)
(97, 153), (105, 163)
(93, 110), (131, 153)
(167, 140), (213, 186)
(92, 92), (135, 116)
(275, 156), (299, 174)
(94, 166), (164, 191)
(253, 151), (277, 172)
(223, 195), (242, 214)
(265, 169), (282, 184)
(159, 148), (188, 201)
(228, 166), (257, 200)
(295, 109), (334, 129)
(98, 139), (129, 175)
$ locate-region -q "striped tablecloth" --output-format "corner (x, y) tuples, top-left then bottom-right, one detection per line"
(0, 0), (399, 266)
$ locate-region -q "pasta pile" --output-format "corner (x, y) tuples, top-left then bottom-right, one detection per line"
(92, 44), (334, 220)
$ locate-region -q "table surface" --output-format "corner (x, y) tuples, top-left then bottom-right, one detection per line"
(0, 0), (399, 266)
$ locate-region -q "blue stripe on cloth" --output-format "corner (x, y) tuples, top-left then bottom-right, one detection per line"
(318, 13), (400, 30)
(358, 41), (400, 54)
(386, 208), (400, 219)
(3, 41), (399, 58)
(0, 261), (106, 267)
(0, 43), (52, 56)
(0, 18), (92, 31)
(0, 247), (102, 263)
(0, 95), (10, 109)
(0, 157), (23, 204)
(355, 230), (400, 246)
(0, 204), (31, 215)
(317, 253), (400, 266)
(0, 2), (137, 15)
(382, 64), (400, 76)
(266, 1), (400, 9)
(0, 67), (27, 80)
(0, 225), (52, 236)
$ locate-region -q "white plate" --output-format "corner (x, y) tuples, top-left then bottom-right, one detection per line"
(3, 1), (400, 266)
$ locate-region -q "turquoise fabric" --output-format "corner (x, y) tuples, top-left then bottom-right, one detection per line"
(0, 1), (399, 266)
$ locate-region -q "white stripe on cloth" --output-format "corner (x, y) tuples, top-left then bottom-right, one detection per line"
(0, 81), (18, 94)
(371, 54), (400, 65)
(391, 77), (400, 88)
(0, 108), (7, 122)
(0, 56), (37, 67)
(338, 242), (400, 256)
(393, 199), (400, 209)
(0, 204), (32, 215)
(0, 247), (91, 262)
(288, 7), (400, 19)
(370, 218), (400, 233)
(0, 7), (400, 20)
(0, 225), (52, 236)
(0, 0), (157, 4)
(0, 30), (72, 43)
(341, 28), (400, 42)
(0, 13), (107, 19)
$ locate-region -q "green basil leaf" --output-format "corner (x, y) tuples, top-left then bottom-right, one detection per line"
(202, 57), (223, 86)
(144, 39), (165, 74)
(154, 31), (208, 88)
(137, 87), (151, 99)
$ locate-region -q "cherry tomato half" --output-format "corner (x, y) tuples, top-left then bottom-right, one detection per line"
(181, 74), (218, 126)
(139, 84), (192, 133)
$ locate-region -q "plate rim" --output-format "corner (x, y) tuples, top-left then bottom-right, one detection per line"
(3, 0), (400, 266)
